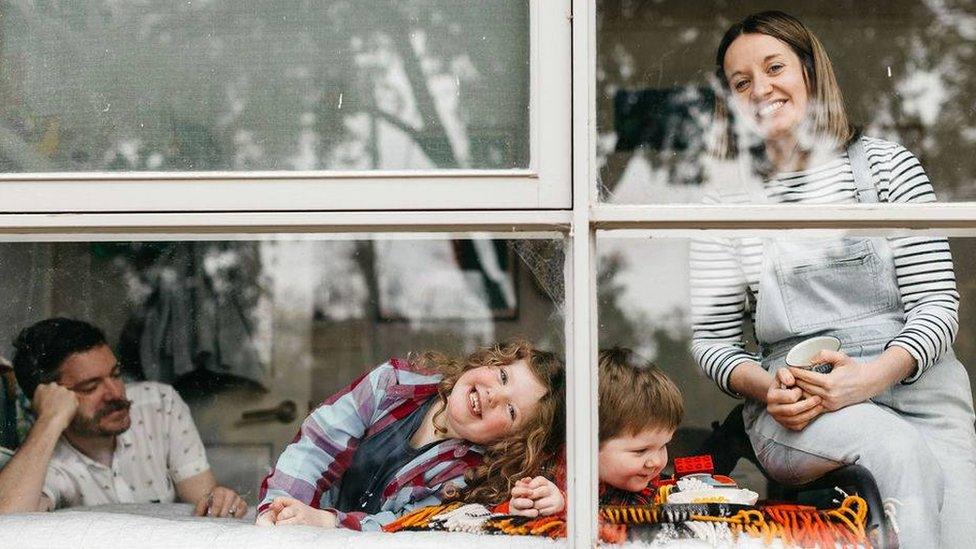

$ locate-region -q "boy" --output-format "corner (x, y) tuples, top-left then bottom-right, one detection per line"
(504, 347), (684, 515)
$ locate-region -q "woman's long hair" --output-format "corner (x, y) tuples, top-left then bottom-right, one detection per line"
(410, 339), (566, 505)
(711, 11), (853, 159)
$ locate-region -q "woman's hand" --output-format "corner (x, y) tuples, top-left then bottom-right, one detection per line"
(788, 350), (875, 412)
(765, 368), (824, 431)
(264, 497), (337, 528)
(507, 476), (565, 517)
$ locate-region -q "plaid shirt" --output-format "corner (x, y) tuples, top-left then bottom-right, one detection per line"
(258, 359), (484, 531)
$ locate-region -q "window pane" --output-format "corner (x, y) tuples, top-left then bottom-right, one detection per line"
(0, 235), (565, 527)
(598, 3), (976, 204)
(2, 1), (529, 173)
(597, 231), (976, 545)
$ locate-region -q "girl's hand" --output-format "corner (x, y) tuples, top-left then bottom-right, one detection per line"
(255, 510), (276, 527)
(789, 350), (873, 412)
(508, 478), (537, 517)
(266, 497), (337, 528)
(507, 476), (565, 517)
(765, 368), (824, 431)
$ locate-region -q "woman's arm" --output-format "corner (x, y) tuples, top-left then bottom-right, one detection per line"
(878, 141), (959, 382)
(689, 236), (758, 397)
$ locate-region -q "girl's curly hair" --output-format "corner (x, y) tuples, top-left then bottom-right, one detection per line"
(409, 339), (566, 505)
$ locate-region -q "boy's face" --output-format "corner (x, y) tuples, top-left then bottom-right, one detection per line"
(598, 426), (673, 493)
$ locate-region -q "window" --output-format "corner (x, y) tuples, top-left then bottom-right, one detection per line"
(4, 1), (976, 546)
(0, 234), (567, 504)
(0, 1), (570, 211)
(597, 1), (976, 204)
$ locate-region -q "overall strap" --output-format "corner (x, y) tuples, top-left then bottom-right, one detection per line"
(847, 136), (879, 204)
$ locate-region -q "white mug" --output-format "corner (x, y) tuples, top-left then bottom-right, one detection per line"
(785, 336), (841, 373)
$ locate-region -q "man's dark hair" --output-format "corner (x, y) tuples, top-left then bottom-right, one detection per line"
(12, 318), (108, 399)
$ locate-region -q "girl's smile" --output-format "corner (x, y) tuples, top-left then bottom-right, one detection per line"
(444, 359), (546, 444)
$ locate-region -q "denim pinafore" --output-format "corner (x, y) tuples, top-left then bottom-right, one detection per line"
(741, 138), (976, 549)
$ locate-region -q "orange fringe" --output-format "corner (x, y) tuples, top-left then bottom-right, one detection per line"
(382, 495), (873, 547)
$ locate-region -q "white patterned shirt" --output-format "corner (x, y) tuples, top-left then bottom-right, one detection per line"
(41, 382), (209, 509)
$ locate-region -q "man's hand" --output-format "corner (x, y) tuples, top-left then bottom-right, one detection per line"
(507, 476), (565, 517)
(32, 382), (78, 431)
(260, 497), (337, 528)
(765, 368), (824, 431)
(193, 486), (248, 518)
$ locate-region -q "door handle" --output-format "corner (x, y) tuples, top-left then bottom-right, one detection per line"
(239, 400), (298, 425)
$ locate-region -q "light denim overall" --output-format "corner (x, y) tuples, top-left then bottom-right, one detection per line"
(742, 139), (976, 548)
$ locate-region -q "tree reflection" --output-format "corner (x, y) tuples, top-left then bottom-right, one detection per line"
(0, 0), (528, 172)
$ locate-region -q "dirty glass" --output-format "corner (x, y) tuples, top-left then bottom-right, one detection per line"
(598, 2), (976, 203)
(0, 234), (565, 519)
(0, 1), (529, 173)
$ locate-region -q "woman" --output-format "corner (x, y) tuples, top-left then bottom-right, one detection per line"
(690, 11), (976, 548)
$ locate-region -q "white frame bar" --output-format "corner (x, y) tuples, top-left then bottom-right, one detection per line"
(567, 0), (599, 546)
(0, 1), (572, 212)
(594, 203), (976, 229)
(0, 211), (571, 235)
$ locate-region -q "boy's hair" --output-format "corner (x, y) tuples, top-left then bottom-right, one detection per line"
(599, 347), (683, 443)
(12, 318), (108, 399)
(412, 339), (565, 505)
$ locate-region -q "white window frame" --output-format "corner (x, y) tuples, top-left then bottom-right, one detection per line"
(0, 1), (571, 213)
(575, 2), (976, 548)
(4, 1), (976, 548)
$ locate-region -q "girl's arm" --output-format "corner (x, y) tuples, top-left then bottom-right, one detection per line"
(256, 363), (396, 518)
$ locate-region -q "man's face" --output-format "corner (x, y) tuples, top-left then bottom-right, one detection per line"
(58, 344), (131, 437)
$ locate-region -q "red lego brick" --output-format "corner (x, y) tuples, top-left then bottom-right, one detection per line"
(673, 455), (714, 477)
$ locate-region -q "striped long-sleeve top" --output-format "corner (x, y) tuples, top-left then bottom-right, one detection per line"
(691, 136), (959, 396)
(257, 359), (483, 530)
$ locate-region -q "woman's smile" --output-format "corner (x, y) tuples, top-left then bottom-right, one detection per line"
(724, 33), (809, 141)
(757, 99), (787, 118)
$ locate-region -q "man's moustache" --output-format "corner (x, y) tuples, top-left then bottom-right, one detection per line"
(96, 399), (133, 419)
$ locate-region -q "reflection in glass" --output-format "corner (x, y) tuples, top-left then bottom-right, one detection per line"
(0, 236), (565, 507)
(598, 2), (976, 203)
(1, 1), (529, 173)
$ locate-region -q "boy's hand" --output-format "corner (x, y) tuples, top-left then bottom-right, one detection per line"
(507, 476), (565, 517)
(264, 497), (337, 528)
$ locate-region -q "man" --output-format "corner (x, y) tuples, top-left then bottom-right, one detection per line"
(0, 318), (247, 517)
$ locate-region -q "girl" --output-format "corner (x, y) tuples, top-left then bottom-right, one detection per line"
(255, 340), (564, 531)
(691, 11), (976, 548)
